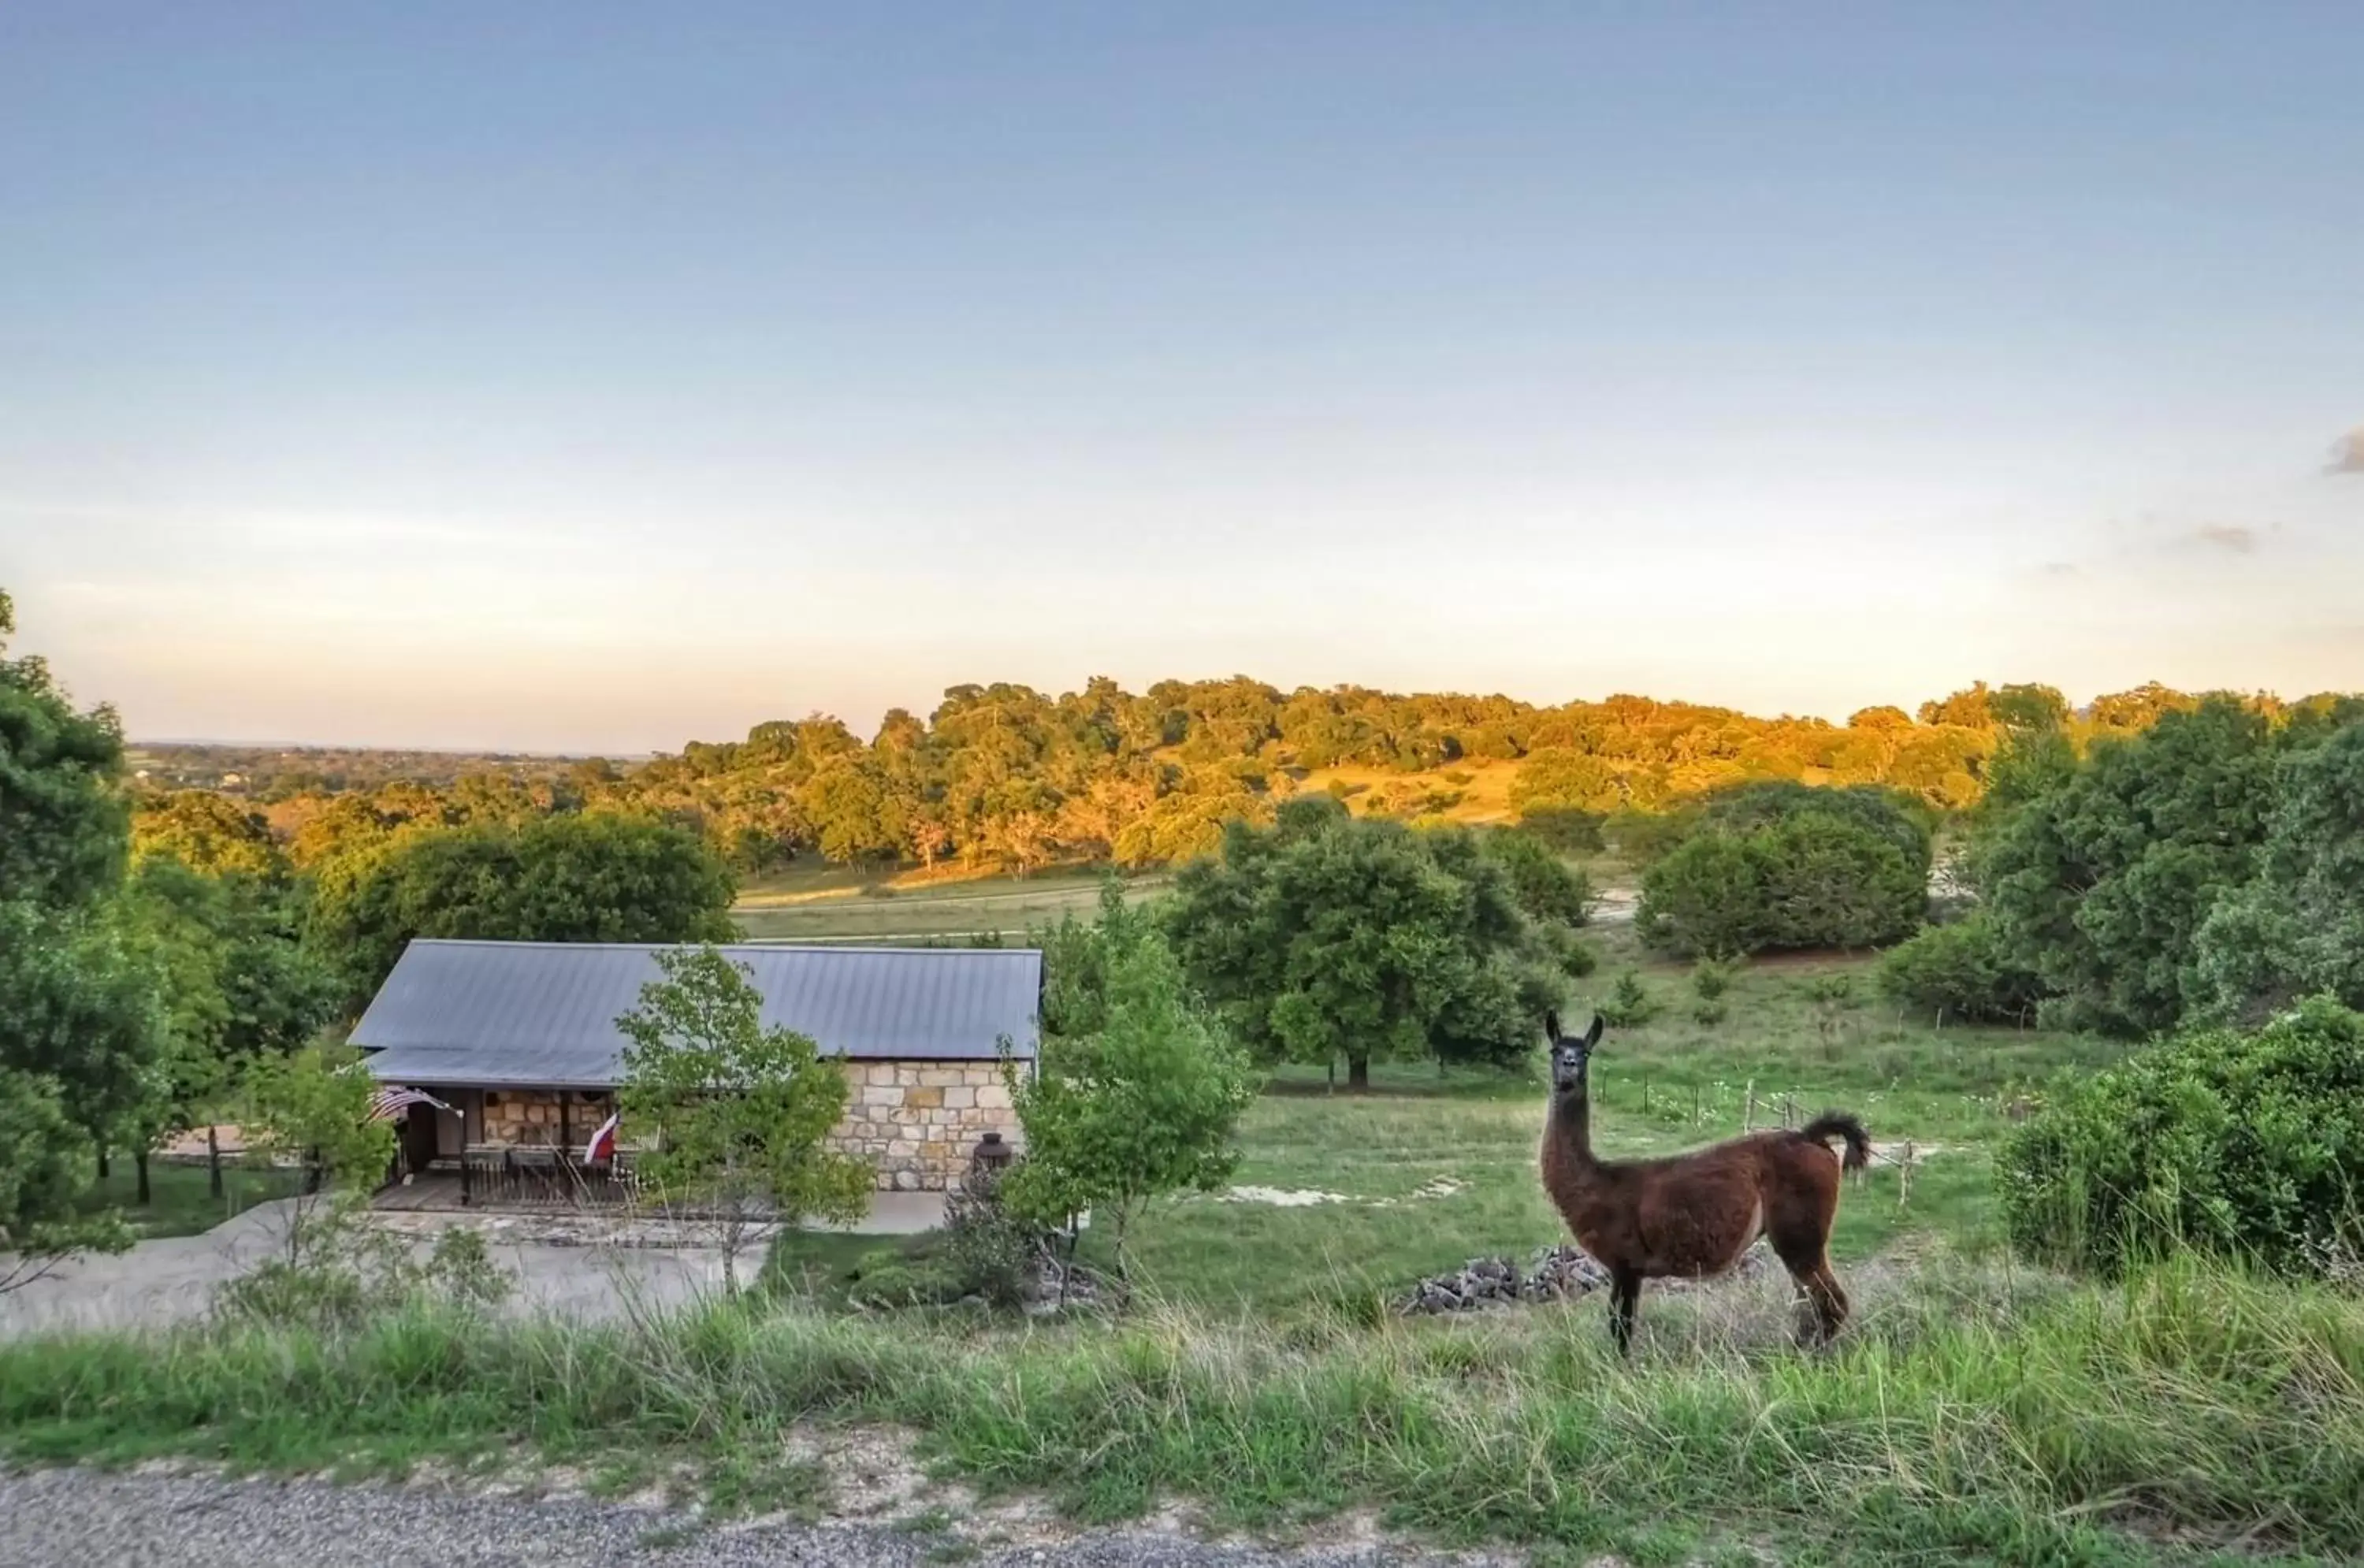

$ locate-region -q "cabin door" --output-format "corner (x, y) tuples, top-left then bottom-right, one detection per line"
(401, 1108), (439, 1177)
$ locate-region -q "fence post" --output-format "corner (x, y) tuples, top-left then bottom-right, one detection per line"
(1898, 1140), (1914, 1209)
(1743, 1079), (1756, 1132)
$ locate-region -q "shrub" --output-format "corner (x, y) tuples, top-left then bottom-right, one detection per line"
(1634, 833), (1764, 958)
(1637, 810), (1925, 958)
(1597, 969), (1660, 1028)
(1478, 828), (1595, 927)
(939, 1168), (1045, 1310)
(1513, 805), (1604, 856)
(1690, 956), (1738, 1000)
(1604, 804), (1700, 865)
(1690, 999), (1728, 1028)
(1998, 995), (2364, 1278)
(1879, 913), (2045, 1025)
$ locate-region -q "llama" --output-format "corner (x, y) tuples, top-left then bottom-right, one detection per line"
(1538, 1011), (1870, 1354)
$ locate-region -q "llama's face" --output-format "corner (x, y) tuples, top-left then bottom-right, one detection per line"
(1547, 1012), (1605, 1096)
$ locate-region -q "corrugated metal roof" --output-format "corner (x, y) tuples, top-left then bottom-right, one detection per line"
(352, 939), (1041, 1089)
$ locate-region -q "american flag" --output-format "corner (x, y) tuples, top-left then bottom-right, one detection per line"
(368, 1086), (455, 1122)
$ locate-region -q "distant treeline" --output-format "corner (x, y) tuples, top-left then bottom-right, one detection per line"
(128, 742), (602, 796)
(136, 676), (2362, 879)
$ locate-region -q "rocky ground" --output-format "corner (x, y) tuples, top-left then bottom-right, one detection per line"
(0, 1468), (1530, 1568)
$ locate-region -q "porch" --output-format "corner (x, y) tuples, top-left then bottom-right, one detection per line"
(371, 1169), (950, 1233)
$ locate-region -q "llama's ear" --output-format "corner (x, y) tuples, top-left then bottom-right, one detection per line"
(1544, 1009), (1562, 1043)
(1583, 1013), (1605, 1050)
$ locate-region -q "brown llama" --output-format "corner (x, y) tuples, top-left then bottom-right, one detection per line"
(1538, 1011), (1869, 1354)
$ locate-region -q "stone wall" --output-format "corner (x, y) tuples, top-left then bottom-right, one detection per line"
(832, 1061), (1020, 1191)
(471, 1061), (1022, 1193)
(478, 1089), (608, 1148)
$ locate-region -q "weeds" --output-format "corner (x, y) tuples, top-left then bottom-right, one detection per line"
(2, 1257), (2358, 1562)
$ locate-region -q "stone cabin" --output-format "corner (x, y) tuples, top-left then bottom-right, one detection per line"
(351, 938), (1040, 1191)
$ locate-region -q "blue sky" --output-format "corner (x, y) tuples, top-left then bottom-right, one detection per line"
(2, 3), (2358, 752)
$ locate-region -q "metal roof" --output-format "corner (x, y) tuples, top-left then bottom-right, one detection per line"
(352, 939), (1041, 1089)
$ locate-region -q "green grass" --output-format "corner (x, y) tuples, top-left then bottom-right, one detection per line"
(4, 1258), (2359, 1564)
(71, 1161), (301, 1239)
(731, 864), (1165, 943)
(1038, 927), (2129, 1313)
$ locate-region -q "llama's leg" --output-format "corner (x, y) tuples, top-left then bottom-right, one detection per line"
(1607, 1269), (1641, 1356)
(1770, 1224), (1847, 1347)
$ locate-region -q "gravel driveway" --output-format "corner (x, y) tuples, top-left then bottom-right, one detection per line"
(0, 1199), (735, 1339)
(0, 1469), (1503, 1567)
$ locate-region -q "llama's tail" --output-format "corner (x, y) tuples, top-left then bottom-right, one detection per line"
(1799, 1111), (1871, 1172)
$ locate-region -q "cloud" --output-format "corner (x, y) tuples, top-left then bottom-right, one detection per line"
(2191, 524), (2258, 554)
(2329, 426), (2364, 475)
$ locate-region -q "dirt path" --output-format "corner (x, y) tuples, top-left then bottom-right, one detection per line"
(0, 1468), (1506, 1567)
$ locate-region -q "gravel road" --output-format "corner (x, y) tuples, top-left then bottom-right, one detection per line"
(0, 1469), (1511, 1568)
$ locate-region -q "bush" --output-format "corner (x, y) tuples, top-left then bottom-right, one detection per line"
(1690, 999), (1728, 1028)
(1597, 969), (1660, 1028)
(1690, 956), (1738, 1000)
(1879, 914), (2045, 1025)
(939, 1167), (1045, 1310)
(1512, 805), (1604, 856)
(1997, 995), (2364, 1278)
(1637, 810), (1926, 958)
(1478, 828), (1594, 927)
(1604, 805), (1699, 865)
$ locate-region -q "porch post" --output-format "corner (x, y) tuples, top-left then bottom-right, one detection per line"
(559, 1091), (572, 1157)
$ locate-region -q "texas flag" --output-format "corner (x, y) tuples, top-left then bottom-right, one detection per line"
(582, 1111), (621, 1164)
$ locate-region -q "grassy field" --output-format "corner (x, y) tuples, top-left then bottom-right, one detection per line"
(70, 1161), (301, 1240)
(732, 863), (1167, 943)
(13, 925), (2361, 1562)
(772, 922), (2125, 1315)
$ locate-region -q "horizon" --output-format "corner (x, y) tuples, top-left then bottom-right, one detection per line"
(5, 5), (2360, 754)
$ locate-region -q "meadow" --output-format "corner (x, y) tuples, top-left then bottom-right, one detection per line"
(9, 882), (2360, 1566)
(732, 862), (1169, 943)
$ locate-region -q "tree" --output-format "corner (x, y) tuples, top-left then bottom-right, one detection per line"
(0, 589), (160, 1278)
(1636, 783), (1931, 957)
(616, 947), (873, 1290)
(1477, 827), (1596, 928)
(306, 811), (738, 1011)
(2191, 720), (2364, 1023)
(1976, 698), (2279, 1035)
(132, 791), (284, 879)
(1003, 894), (1258, 1280)
(1164, 800), (1569, 1089)
(1510, 748), (1622, 815)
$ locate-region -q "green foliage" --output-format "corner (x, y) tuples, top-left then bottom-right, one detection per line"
(1878, 914), (2045, 1025)
(1597, 968), (1660, 1028)
(306, 810), (738, 1010)
(1977, 698), (2281, 1035)
(618, 946), (873, 1287)
(0, 1069), (133, 1291)
(1477, 827), (1595, 927)
(1510, 804), (1605, 855)
(1507, 747), (1622, 814)
(1604, 804), (1701, 866)
(1164, 807), (1568, 1086)
(0, 590), (158, 1277)
(132, 791), (285, 879)
(1002, 908), (1258, 1275)
(2192, 721), (2364, 1023)
(218, 1218), (515, 1328)
(1998, 996), (2364, 1278)
(244, 1042), (396, 1191)
(938, 1169), (1043, 1310)
(1689, 998), (1728, 1028)
(0, 588), (129, 911)
(1690, 956), (1738, 1000)
(1637, 788), (1929, 958)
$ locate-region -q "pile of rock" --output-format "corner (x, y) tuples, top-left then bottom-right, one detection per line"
(1402, 1244), (1611, 1314)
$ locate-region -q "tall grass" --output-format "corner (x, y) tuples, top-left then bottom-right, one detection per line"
(4, 1258), (2358, 1564)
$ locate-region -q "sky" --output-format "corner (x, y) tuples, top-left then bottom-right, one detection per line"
(2, 3), (2359, 754)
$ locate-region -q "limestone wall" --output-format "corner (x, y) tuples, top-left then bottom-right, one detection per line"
(831, 1061), (1021, 1191)
(470, 1061), (1023, 1192)
(477, 1088), (608, 1147)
